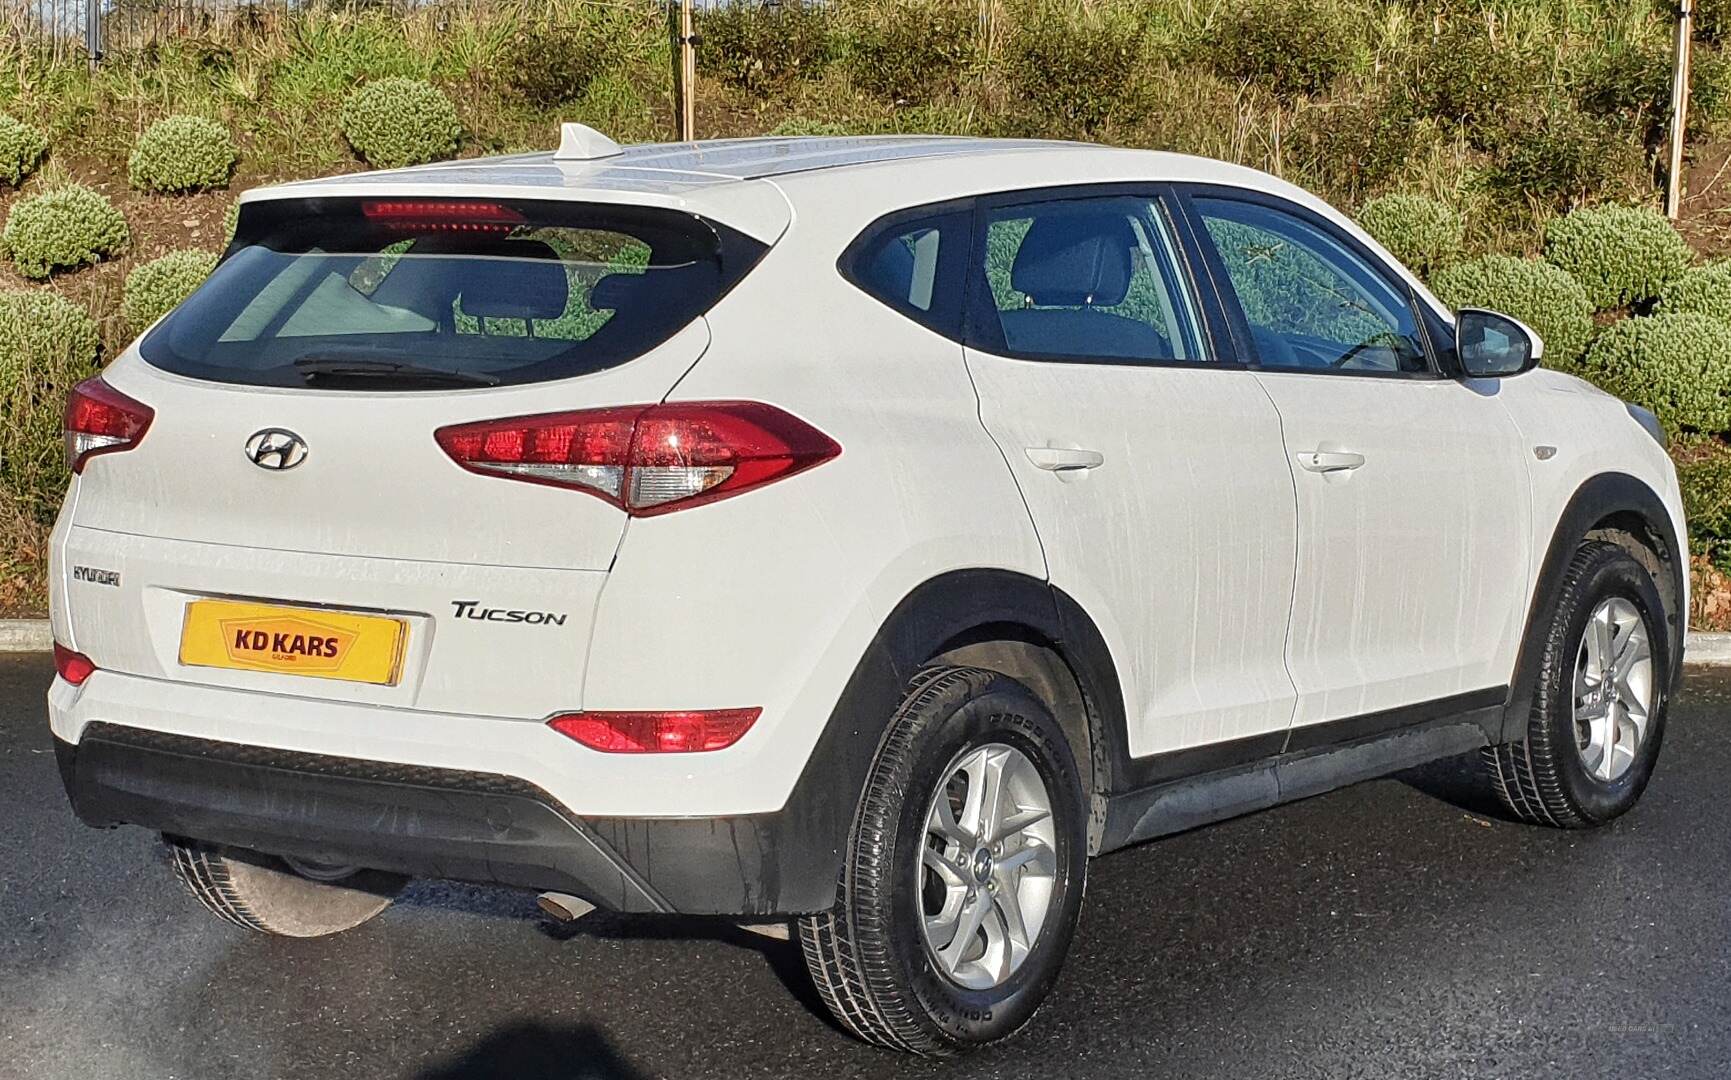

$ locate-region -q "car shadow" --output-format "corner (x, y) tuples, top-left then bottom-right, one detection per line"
(541, 910), (842, 1032)
(396, 881), (843, 1035)
(416, 1021), (648, 1080)
(1395, 748), (1524, 821)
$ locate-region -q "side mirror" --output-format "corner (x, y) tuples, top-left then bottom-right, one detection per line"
(1455, 307), (1543, 378)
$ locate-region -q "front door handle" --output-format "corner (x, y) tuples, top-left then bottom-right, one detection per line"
(1025, 446), (1106, 473)
(1297, 450), (1366, 473)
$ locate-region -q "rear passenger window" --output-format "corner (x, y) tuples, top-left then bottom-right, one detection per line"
(973, 195), (1205, 364)
(843, 209), (969, 339)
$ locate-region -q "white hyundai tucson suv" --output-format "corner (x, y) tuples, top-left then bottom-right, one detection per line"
(49, 129), (1686, 1054)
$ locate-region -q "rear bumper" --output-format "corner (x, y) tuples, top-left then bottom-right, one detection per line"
(56, 722), (826, 916)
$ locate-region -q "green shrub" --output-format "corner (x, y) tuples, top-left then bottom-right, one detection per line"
(222, 200), (240, 246)
(1401, 24), (1536, 148)
(1431, 255), (1595, 369)
(1484, 103), (1642, 213)
(128, 115), (238, 194)
(1580, 313), (1731, 434)
(1, 184), (129, 280)
(124, 249), (218, 331)
(1356, 194), (1462, 278)
(499, 24), (611, 106)
(0, 114), (48, 188)
(1702, 0), (1731, 44)
(1290, 92), (1420, 204)
(844, 1), (976, 104)
(0, 290), (100, 523)
(1005, 8), (1142, 131)
(769, 118), (852, 137)
(1656, 263), (1731, 326)
(699, 1), (830, 96)
(1678, 441), (1731, 542)
(1576, 40), (1730, 138)
(1206, 0), (1348, 99)
(1544, 205), (1693, 311)
(340, 77), (461, 169)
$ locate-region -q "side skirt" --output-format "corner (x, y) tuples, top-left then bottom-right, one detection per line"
(1097, 689), (1506, 854)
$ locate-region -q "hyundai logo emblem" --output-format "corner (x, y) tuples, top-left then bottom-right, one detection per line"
(244, 428), (309, 471)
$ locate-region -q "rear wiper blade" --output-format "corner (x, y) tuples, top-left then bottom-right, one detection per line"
(293, 355), (499, 386)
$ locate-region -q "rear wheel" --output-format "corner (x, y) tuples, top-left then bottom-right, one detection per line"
(797, 666), (1088, 1054)
(166, 836), (407, 938)
(1486, 540), (1671, 828)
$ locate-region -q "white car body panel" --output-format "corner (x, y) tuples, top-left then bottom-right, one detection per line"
(1253, 372), (1533, 726)
(964, 353), (1300, 757)
(1494, 369), (1688, 613)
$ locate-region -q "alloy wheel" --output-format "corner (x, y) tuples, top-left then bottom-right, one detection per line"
(1572, 596), (1655, 783)
(917, 742), (1059, 990)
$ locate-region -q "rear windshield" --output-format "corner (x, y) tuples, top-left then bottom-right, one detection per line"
(140, 197), (767, 389)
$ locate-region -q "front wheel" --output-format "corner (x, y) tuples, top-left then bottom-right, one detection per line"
(1486, 540), (1671, 828)
(797, 666), (1088, 1054)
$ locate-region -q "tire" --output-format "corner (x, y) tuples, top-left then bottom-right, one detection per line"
(1485, 540), (1671, 828)
(797, 665), (1088, 1055)
(166, 836), (407, 938)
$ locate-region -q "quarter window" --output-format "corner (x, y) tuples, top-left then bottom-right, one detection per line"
(973, 195), (1205, 364)
(844, 209), (969, 339)
(1194, 197), (1429, 374)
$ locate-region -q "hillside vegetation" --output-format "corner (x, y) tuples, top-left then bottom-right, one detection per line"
(2, 0), (1730, 617)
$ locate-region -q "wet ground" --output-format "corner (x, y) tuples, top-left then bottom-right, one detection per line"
(4, 652), (1728, 1079)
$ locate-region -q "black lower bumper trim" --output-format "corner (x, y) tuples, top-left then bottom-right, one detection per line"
(57, 723), (819, 916)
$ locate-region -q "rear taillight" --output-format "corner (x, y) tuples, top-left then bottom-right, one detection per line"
(547, 709), (761, 753)
(64, 377), (153, 474)
(435, 402), (841, 516)
(53, 643), (96, 686)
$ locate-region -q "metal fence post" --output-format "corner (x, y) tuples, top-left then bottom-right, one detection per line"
(84, 0), (104, 68)
(1668, 0), (1694, 220)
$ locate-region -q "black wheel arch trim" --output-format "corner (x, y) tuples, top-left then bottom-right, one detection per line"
(1501, 471), (1685, 744)
(768, 568), (1129, 909)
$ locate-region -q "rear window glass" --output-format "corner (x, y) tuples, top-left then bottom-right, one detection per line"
(140, 198), (767, 389)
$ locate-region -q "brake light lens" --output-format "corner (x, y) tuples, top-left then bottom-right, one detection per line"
(64, 377), (154, 474)
(362, 199), (526, 234)
(548, 708), (761, 753)
(53, 643), (96, 686)
(434, 401), (841, 516)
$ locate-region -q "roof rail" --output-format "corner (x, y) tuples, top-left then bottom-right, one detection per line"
(554, 122), (623, 162)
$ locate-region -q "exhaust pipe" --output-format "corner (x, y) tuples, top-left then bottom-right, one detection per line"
(537, 891), (597, 922)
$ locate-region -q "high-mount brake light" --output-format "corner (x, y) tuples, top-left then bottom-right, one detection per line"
(64, 377), (154, 474)
(547, 709), (761, 753)
(361, 200), (526, 233)
(434, 402), (841, 516)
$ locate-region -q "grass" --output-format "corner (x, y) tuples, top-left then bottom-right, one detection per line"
(0, 0), (1727, 616)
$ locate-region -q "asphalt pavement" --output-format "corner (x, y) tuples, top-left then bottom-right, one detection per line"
(4, 651), (1729, 1079)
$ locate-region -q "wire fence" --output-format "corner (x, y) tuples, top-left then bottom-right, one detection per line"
(1, 0), (596, 63)
(3, 0), (755, 62)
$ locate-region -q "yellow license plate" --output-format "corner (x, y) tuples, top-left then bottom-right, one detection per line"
(178, 600), (408, 686)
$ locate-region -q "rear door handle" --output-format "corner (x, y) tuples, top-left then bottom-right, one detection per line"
(1297, 450), (1366, 473)
(1025, 447), (1105, 472)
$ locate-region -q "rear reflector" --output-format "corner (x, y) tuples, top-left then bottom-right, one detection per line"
(64, 377), (153, 474)
(548, 708), (761, 753)
(53, 643), (96, 686)
(435, 402), (840, 516)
